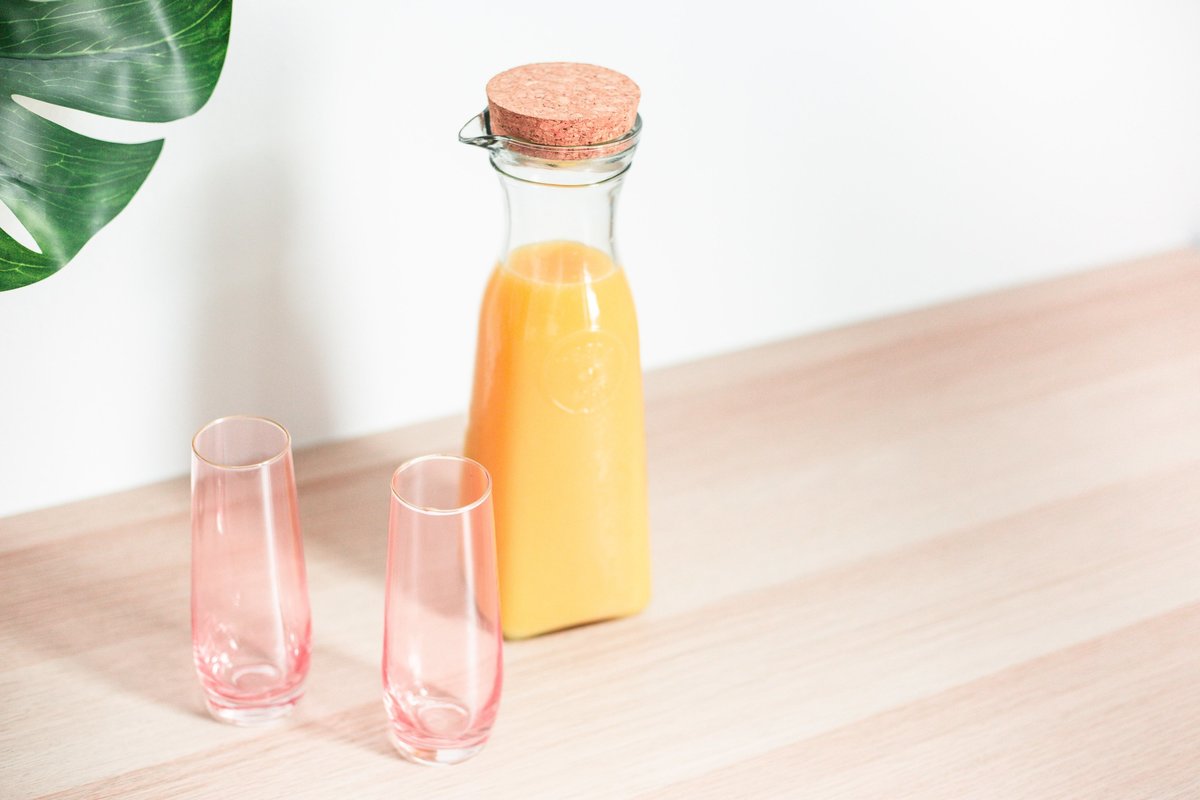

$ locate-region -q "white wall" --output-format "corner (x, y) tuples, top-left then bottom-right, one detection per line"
(2, 0), (1198, 517)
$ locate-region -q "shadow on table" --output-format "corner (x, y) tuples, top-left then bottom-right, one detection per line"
(0, 495), (205, 718)
(304, 699), (398, 762)
(295, 454), (394, 582)
(292, 421), (468, 587)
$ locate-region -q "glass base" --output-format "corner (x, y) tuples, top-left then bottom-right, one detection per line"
(204, 689), (303, 726)
(388, 730), (487, 766)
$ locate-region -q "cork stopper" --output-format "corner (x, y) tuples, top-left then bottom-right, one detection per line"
(486, 62), (640, 159)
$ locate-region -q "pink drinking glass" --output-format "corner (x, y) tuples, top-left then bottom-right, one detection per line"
(383, 455), (502, 765)
(191, 415), (311, 725)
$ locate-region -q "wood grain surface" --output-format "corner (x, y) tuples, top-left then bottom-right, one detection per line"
(2, 250), (1199, 799)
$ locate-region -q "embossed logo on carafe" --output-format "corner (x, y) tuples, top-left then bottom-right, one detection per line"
(542, 330), (627, 414)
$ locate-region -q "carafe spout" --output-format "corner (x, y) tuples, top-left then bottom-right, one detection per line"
(458, 111), (501, 150)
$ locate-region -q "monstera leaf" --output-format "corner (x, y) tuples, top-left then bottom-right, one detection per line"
(0, 0), (233, 291)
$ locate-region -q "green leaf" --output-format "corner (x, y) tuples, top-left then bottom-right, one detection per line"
(0, 0), (233, 291)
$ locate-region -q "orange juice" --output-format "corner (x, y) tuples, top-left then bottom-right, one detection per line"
(464, 240), (651, 638)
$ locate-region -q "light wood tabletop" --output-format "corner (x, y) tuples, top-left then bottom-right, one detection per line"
(3, 250), (1199, 799)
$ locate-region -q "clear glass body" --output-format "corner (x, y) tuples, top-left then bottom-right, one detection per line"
(382, 455), (502, 765)
(459, 112), (652, 639)
(190, 415), (311, 725)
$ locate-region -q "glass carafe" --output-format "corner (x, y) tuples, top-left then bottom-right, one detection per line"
(460, 110), (651, 639)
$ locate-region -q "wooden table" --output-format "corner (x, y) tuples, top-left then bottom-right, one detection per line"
(3, 250), (1199, 799)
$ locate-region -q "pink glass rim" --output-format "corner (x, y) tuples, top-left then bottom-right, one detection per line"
(191, 415), (292, 471)
(390, 454), (493, 517)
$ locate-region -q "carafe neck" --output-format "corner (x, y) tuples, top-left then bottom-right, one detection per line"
(496, 169), (627, 263)
(459, 110), (640, 266)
